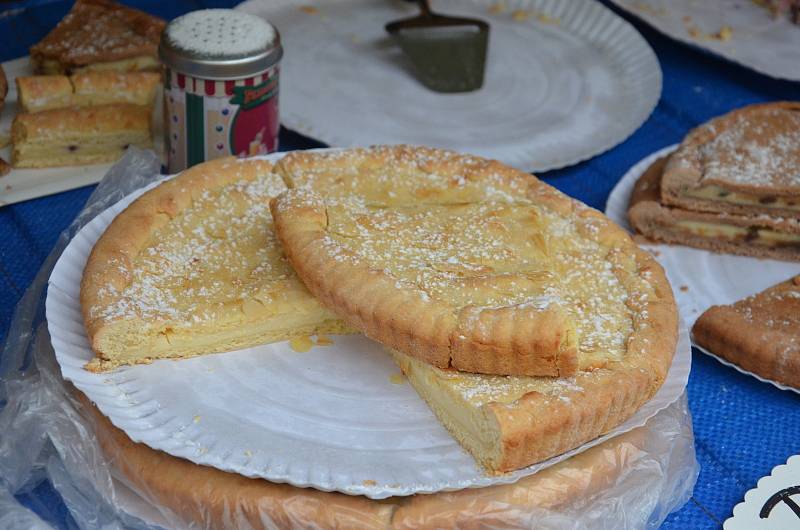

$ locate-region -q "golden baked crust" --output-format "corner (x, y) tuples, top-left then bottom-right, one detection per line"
(272, 146), (677, 378)
(629, 155), (800, 262)
(81, 387), (648, 529)
(662, 102), (800, 217)
(693, 275), (800, 389)
(81, 157), (349, 372)
(30, 0), (165, 74)
(17, 72), (160, 113)
(11, 103), (152, 168)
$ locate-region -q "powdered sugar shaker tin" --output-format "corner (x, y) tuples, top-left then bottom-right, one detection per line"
(159, 9), (282, 172)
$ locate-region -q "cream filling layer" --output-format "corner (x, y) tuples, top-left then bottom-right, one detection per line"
(75, 56), (161, 73)
(676, 220), (800, 247)
(392, 351), (502, 466)
(96, 305), (346, 362)
(13, 136), (151, 166)
(37, 56), (160, 74)
(685, 185), (800, 211)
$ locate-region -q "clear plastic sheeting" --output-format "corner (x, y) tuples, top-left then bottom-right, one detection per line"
(0, 149), (699, 529)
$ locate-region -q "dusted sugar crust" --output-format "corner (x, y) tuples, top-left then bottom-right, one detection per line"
(662, 101), (800, 217)
(80, 157), (348, 372)
(628, 155), (800, 262)
(272, 146), (677, 380)
(11, 103), (153, 168)
(693, 275), (800, 390)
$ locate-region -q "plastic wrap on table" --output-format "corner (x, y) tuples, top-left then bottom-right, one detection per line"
(0, 149), (699, 529)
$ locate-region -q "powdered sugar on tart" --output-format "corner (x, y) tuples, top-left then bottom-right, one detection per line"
(272, 146), (676, 378)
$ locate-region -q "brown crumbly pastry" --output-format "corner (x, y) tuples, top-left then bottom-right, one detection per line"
(11, 104), (152, 168)
(661, 102), (800, 218)
(628, 155), (800, 262)
(693, 275), (800, 389)
(82, 387), (648, 529)
(16, 72), (161, 113)
(30, 0), (165, 75)
(0, 157), (10, 177)
(272, 146), (677, 472)
(80, 157), (350, 372)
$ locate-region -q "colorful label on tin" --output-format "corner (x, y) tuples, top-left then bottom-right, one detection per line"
(164, 66), (280, 173)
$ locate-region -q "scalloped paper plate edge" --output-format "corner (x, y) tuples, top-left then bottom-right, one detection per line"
(726, 455), (800, 529)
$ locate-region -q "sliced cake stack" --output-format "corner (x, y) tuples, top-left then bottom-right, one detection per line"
(10, 0), (165, 169)
(628, 102), (800, 262)
(11, 71), (159, 168)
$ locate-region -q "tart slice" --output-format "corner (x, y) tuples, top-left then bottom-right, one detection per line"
(628, 155), (800, 262)
(30, 0), (165, 74)
(11, 104), (153, 168)
(661, 102), (800, 218)
(693, 275), (800, 389)
(272, 146), (677, 378)
(392, 347), (662, 473)
(81, 157), (349, 372)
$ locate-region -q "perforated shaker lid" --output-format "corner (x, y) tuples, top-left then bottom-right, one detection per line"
(159, 9), (282, 80)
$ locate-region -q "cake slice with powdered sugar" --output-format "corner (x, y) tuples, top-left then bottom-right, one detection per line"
(628, 153), (800, 262)
(693, 274), (800, 389)
(661, 102), (800, 218)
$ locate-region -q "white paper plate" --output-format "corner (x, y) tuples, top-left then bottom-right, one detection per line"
(47, 150), (690, 499)
(0, 57), (164, 207)
(236, 0), (661, 172)
(726, 455), (800, 529)
(609, 0), (800, 82)
(606, 145), (800, 393)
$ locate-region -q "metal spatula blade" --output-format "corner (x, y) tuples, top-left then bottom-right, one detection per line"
(386, 0), (489, 93)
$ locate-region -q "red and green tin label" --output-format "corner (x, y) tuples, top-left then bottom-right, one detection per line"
(164, 67), (280, 173)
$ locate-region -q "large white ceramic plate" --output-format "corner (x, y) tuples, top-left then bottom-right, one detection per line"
(0, 57), (164, 207)
(48, 150), (690, 499)
(609, 0), (800, 82)
(606, 146), (800, 393)
(236, 0), (661, 172)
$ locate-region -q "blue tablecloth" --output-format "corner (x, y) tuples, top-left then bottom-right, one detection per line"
(1, 1), (798, 528)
